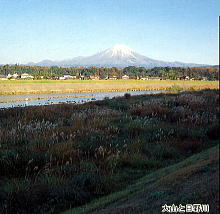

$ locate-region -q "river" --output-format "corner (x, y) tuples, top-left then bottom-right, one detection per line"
(0, 90), (162, 109)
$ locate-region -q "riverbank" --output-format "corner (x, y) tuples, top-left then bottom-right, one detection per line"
(0, 79), (218, 95)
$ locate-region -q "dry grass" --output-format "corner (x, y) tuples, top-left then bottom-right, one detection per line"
(0, 89), (219, 214)
(0, 80), (219, 95)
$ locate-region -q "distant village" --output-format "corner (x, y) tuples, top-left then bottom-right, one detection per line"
(0, 73), (207, 81)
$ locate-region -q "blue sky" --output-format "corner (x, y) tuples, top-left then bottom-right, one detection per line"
(0, 0), (219, 65)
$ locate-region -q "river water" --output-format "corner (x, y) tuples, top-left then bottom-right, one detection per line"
(0, 90), (162, 109)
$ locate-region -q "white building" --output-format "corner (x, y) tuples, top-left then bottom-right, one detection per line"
(141, 77), (149, 80)
(59, 75), (77, 80)
(21, 73), (34, 79)
(122, 75), (129, 80)
(7, 73), (19, 79)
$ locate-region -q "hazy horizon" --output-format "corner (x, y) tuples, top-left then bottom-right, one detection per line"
(0, 0), (219, 65)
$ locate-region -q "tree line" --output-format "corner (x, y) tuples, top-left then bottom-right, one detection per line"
(0, 64), (219, 80)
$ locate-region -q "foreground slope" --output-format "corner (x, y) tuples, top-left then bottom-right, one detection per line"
(62, 145), (219, 214)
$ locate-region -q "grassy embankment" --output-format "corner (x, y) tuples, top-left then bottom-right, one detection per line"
(0, 79), (219, 95)
(63, 144), (219, 214)
(0, 89), (219, 213)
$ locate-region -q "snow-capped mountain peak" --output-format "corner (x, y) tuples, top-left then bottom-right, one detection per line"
(29, 44), (205, 68)
(104, 44), (135, 57)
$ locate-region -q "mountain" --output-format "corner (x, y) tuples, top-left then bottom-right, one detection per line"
(29, 44), (207, 68)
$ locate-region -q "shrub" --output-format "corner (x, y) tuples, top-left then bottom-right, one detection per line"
(124, 93), (131, 99)
(167, 84), (183, 93)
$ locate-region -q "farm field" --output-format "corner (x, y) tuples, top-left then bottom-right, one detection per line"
(0, 79), (219, 95)
(0, 89), (219, 213)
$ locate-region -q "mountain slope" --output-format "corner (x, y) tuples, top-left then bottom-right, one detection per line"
(29, 45), (206, 68)
(62, 145), (219, 214)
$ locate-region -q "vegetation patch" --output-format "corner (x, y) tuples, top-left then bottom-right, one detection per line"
(0, 89), (219, 213)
